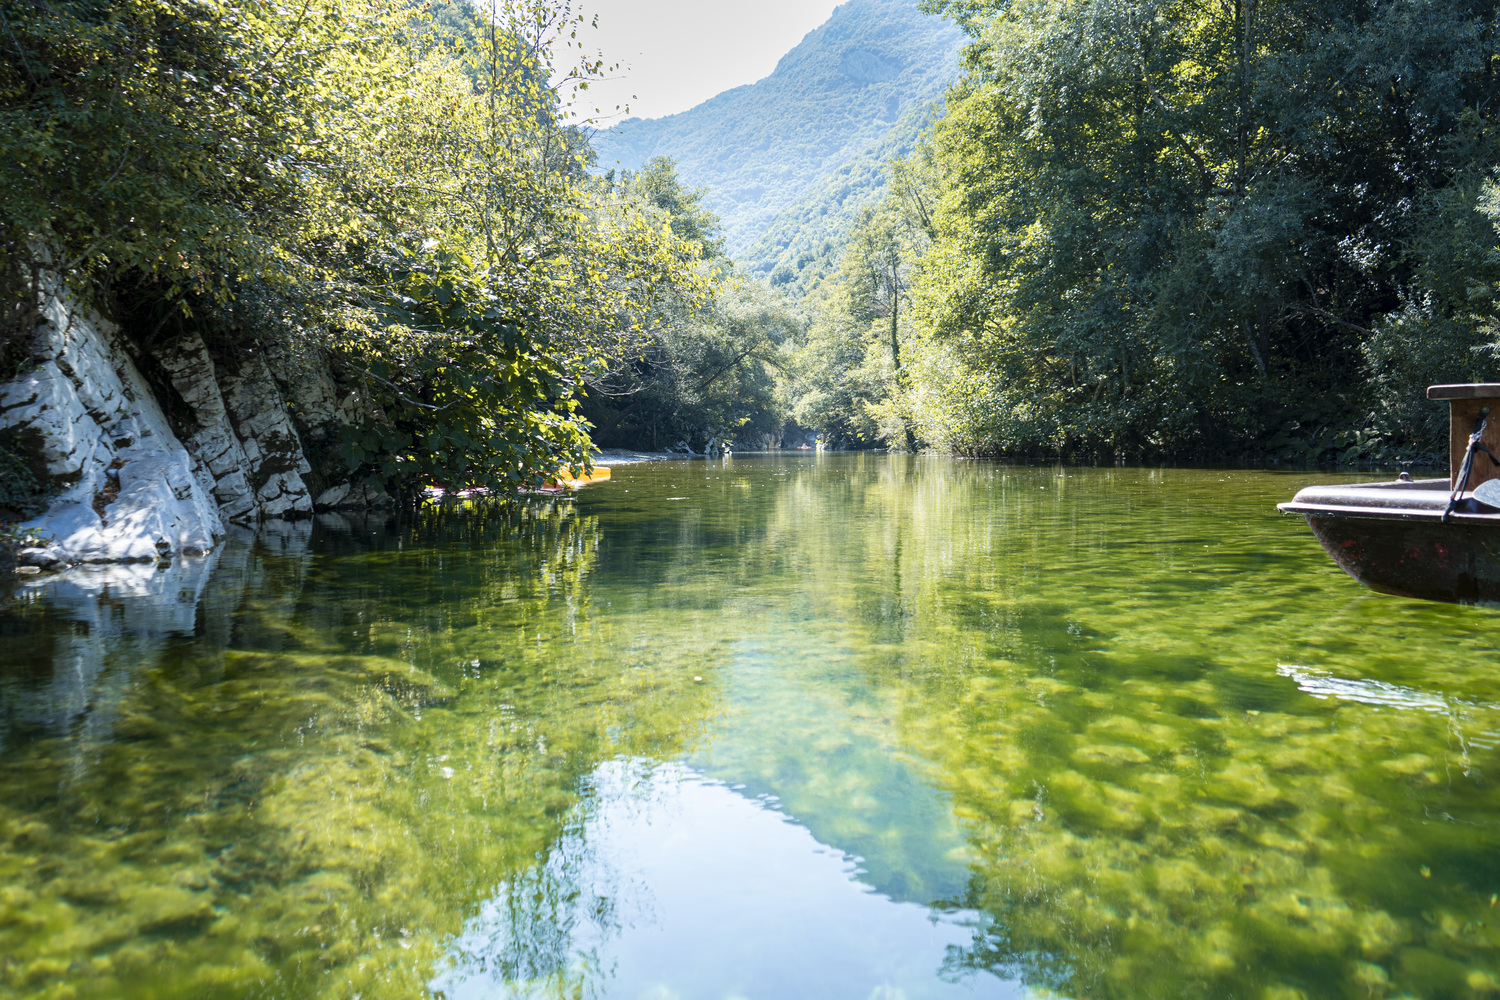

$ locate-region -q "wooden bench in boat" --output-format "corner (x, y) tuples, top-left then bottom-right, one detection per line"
(1430, 383), (1500, 491)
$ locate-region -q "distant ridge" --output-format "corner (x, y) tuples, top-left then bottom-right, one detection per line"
(740, 98), (941, 294)
(591, 0), (961, 257)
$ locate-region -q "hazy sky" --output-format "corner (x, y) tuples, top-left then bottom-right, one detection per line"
(564, 0), (844, 122)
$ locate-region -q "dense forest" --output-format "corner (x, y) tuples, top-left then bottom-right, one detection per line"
(4, 0), (1500, 488)
(897, 0), (1500, 463)
(629, 0), (1500, 466)
(592, 0), (1500, 466)
(0, 0), (720, 504)
(776, 0), (1500, 463)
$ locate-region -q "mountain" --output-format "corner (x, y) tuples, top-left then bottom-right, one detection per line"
(591, 0), (962, 258)
(739, 98), (941, 294)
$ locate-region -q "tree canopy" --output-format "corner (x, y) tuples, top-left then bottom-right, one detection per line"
(585, 160), (799, 454)
(899, 0), (1500, 461)
(0, 0), (710, 495)
(9, 0), (1500, 473)
(776, 0), (1500, 462)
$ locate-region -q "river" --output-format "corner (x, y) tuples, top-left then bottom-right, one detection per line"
(3, 455), (1499, 999)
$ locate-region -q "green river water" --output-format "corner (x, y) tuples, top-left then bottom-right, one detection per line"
(3, 455), (1500, 1000)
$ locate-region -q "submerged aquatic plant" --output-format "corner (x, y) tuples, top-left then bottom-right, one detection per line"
(0, 505), (719, 999)
(4, 461), (1500, 1000)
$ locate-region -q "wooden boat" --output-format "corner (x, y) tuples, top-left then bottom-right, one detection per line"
(1279, 384), (1500, 606)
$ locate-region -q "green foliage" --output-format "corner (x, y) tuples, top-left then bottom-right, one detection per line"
(583, 160), (800, 453)
(587, 277), (801, 453)
(593, 0), (962, 256)
(762, 0), (1500, 463)
(1, 0), (711, 498)
(335, 260), (596, 495)
(610, 157), (726, 259)
(788, 285), (889, 447)
(0, 0), (367, 315)
(893, 0), (1500, 462)
(787, 157), (938, 449)
(421, 0), (489, 53)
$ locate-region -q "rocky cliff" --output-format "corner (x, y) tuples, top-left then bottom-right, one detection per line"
(0, 288), (394, 572)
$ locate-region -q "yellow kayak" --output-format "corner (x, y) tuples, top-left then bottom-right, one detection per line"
(546, 466), (612, 490)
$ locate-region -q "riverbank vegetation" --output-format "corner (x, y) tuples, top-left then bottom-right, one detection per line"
(7, 0), (1500, 479)
(580, 159), (800, 454)
(0, 0), (712, 497)
(784, 0), (1500, 463)
(595, 0), (1500, 464)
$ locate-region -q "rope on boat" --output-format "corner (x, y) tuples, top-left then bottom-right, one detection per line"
(1444, 406), (1500, 521)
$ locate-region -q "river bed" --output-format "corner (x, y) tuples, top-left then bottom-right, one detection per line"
(3, 455), (1499, 999)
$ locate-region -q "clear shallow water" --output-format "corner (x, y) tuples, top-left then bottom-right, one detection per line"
(4, 456), (1500, 999)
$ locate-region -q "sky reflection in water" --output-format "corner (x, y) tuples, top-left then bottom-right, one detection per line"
(436, 761), (1014, 1000)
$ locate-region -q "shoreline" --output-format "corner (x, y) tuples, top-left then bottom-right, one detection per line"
(592, 449), (700, 465)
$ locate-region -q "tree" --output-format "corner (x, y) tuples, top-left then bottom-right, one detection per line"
(0, 0), (711, 499)
(788, 156), (938, 450)
(613, 156), (727, 259)
(910, 0), (1500, 461)
(584, 158), (797, 454)
(330, 1), (711, 496)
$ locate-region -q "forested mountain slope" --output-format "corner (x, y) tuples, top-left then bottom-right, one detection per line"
(739, 98), (940, 295)
(591, 0), (961, 255)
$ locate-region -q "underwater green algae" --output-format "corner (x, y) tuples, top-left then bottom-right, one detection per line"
(4, 457), (1500, 999)
(0, 504), (720, 999)
(747, 459), (1500, 1000)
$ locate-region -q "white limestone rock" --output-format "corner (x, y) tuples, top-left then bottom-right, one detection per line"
(264, 340), (383, 437)
(153, 333), (259, 521)
(315, 483), (352, 508)
(2, 292), (225, 568)
(153, 334), (320, 522)
(313, 478), (396, 512)
(16, 501), (103, 568)
(270, 341), (341, 437)
(2, 287), (400, 570)
(339, 479), (396, 509)
(100, 452), (221, 561)
(0, 361), (109, 483)
(218, 352), (314, 515)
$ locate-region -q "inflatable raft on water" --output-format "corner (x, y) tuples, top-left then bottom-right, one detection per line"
(1280, 384), (1500, 606)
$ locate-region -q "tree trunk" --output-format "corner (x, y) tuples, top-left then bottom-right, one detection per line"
(889, 280), (918, 452)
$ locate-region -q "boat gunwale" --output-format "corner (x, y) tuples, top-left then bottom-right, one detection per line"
(1277, 501), (1500, 524)
(1276, 475), (1500, 523)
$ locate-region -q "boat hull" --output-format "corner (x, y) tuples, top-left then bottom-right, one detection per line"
(1302, 512), (1500, 606)
(1278, 477), (1500, 606)
(1286, 384), (1500, 607)
(546, 466), (611, 490)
